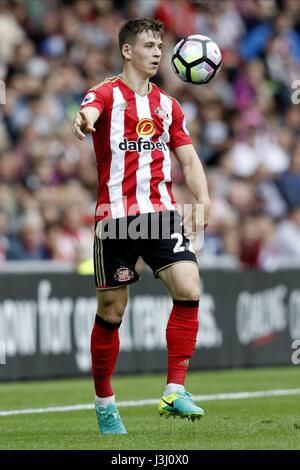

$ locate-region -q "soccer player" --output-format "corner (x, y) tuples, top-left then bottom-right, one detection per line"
(72, 18), (211, 435)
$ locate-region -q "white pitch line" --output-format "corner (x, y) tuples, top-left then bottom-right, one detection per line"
(1, 388), (300, 417)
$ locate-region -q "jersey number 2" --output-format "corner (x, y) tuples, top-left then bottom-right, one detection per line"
(171, 233), (194, 253)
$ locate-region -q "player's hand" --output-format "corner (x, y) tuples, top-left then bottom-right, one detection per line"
(183, 199), (211, 236)
(201, 198), (211, 231)
(72, 111), (96, 140)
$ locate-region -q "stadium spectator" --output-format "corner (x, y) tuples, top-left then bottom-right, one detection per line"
(276, 206), (300, 258)
(275, 142), (300, 209)
(6, 211), (48, 260)
(53, 204), (93, 263)
(0, 211), (10, 263)
(239, 216), (262, 268)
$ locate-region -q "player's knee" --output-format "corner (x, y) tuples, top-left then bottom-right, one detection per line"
(98, 299), (127, 323)
(173, 280), (200, 301)
(176, 290), (200, 302)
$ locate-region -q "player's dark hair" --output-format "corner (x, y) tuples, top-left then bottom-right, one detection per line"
(118, 18), (164, 58)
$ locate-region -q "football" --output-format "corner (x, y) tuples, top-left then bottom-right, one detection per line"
(171, 34), (222, 85)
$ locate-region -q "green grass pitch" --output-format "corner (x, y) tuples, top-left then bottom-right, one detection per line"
(0, 366), (299, 450)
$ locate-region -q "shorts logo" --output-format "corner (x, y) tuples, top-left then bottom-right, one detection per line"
(136, 118), (155, 137)
(114, 266), (134, 282)
(81, 92), (96, 105)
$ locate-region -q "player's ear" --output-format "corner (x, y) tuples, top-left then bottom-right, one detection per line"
(122, 43), (132, 60)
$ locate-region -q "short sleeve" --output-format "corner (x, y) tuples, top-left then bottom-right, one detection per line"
(80, 83), (111, 114)
(169, 98), (192, 150)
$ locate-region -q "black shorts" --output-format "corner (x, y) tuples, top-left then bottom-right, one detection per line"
(93, 210), (198, 290)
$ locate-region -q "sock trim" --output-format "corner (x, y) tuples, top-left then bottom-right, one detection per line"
(95, 315), (122, 330)
(173, 299), (199, 308)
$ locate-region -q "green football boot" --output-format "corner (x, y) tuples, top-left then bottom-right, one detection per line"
(95, 403), (127, 435)
(158, 391), (204, 421)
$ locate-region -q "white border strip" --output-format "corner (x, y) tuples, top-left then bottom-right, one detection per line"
(1, 388), (300, 417)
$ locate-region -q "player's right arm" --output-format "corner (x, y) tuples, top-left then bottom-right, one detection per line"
(72, 107), (100, 141)
(73, 80), (114, 140)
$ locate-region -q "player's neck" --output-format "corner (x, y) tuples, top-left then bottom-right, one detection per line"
(118, 69), (151, 97)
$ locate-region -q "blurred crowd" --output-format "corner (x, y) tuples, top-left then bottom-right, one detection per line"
(0, 0), (300, 271)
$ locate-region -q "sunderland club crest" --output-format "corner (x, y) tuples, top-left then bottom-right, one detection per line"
(114, 266), (134, 282)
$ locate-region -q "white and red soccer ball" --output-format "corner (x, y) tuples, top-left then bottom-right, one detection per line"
(171, 34), (222, 85)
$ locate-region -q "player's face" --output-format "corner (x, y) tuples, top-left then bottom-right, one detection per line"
(130, 31), (163, 78)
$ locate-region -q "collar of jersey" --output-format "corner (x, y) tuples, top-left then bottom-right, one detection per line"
(117, 75), (153, 98)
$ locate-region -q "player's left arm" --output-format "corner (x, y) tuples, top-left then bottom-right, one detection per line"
(174, 144), (211, 230)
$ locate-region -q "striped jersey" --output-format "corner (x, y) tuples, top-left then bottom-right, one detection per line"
(80, 76), (192, 220)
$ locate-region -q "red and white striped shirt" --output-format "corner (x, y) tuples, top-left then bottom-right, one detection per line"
(80, 76), (192, 220)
